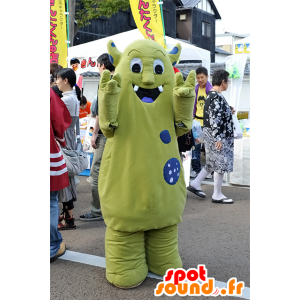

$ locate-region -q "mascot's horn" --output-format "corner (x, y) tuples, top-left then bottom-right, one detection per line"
(168, 43), (182, 67)
(107, 40), (122, 67)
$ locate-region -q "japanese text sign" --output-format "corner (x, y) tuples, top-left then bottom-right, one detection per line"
(130, 0), (166, 49)
(50, 0), (67, 67)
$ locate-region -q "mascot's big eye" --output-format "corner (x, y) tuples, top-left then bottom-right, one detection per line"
(130, 58), (143, 73)
(153, 59), (164, 74)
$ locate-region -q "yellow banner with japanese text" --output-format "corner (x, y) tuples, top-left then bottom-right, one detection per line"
(50, 0), (68, 67)
(130, 0), (166, 49)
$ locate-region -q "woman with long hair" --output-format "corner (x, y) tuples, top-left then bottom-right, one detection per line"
(55, 68), (81, 229)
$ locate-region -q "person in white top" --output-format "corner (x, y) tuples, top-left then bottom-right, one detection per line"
(55, 68), (81, 229)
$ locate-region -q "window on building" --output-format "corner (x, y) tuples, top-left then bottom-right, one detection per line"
(202, 21), (211, 37)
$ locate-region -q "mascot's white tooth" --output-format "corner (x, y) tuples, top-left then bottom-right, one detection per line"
(158, 85), (163, 92)
(133, 85), (139, 92)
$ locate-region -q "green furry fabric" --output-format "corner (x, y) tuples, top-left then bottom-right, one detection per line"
(98, 39), (195, 232)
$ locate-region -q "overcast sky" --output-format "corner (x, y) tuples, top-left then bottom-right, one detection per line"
(213, 0), (250, 35)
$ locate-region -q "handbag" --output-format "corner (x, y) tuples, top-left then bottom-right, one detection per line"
(177, 131), (193, 152)
(191, 119), (203, 145)
(59, 102), (89, 176)
(232, 114), (243, 139)
(59, 138), (89, 177)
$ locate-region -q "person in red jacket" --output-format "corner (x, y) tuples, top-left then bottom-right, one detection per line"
(50, 88), (72, 262)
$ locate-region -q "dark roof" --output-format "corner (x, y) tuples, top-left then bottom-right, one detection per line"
(216, 32), (249, 38)
(180, 0), (201, 8)
(176, 0), (221, 19)
(80, 71), (100, 77)
(175, 62), (250, 79)
(174, 0), (184, 5)
(207, 0), (221, 19)
(215, 47), (231, 55)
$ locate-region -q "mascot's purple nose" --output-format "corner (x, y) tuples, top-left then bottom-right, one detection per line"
(141, 97), (154, 103)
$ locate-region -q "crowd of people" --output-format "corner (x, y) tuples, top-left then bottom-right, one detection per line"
(50, 55), (236, 262)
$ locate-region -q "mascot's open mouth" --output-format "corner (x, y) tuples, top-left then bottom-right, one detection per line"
(132, 84), (164, 103)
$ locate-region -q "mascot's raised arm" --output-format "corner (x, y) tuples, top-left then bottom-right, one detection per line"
(97, 39), (196, 288)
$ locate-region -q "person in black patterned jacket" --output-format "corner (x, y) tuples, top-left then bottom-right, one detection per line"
(187, 69), (236, 204)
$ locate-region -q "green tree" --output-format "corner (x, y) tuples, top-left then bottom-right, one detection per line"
(76, 0), (130, 28)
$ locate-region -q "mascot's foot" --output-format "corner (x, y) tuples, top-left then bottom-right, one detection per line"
(105, 227), (148, 288)
(113, 278), (145, 289)
(145, 224), (183, 276)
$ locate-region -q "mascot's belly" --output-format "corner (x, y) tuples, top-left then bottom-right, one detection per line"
(99, 105), (186, 232)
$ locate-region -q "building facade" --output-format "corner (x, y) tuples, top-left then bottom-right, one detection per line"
(176, 0), (221, 62)
(215, 32), (250, 54)
(74, 0), (221, 62)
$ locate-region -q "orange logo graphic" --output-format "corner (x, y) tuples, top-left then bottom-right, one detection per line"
(154, 265), (244, 297)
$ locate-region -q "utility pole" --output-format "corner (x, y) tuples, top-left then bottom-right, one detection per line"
(69, 0), (75, 46)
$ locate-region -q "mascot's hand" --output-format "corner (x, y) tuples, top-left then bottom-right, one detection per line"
(173, 70), (196, 99)
(100, 70), (122, 96)
(173, 70), (196, 136)
(98, 70), (121, 137)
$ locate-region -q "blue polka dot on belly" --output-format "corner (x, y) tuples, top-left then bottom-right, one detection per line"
(164, 158), (180, 185)
(160, 130), (171, 144)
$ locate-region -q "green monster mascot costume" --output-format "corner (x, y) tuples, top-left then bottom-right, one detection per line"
(98, 39), (196, 288)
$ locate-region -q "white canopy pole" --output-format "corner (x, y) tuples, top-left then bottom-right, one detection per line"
(225, 54), (248, 112)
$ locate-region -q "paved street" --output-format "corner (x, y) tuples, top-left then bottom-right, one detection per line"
(51, 175), (250, 300)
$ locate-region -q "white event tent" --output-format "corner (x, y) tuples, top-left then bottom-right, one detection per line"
(68, 28), (211, 75)
(226, 35), (250, 186)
